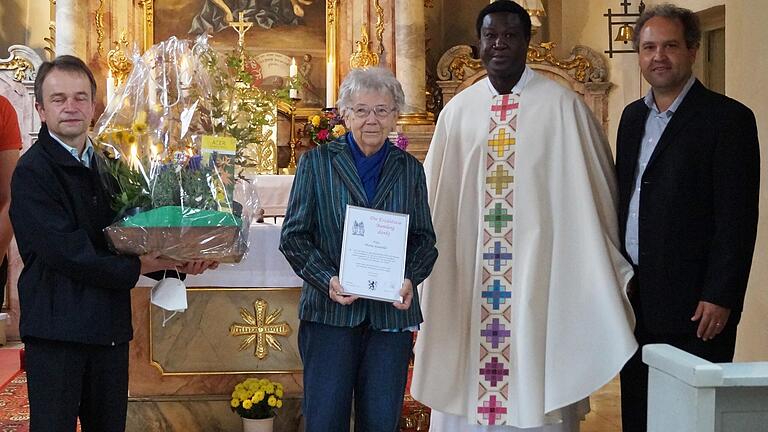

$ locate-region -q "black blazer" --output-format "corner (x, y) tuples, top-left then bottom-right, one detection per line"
(616, 80), (760, 334)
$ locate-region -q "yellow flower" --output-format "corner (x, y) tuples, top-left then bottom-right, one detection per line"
(132, 111), (148, 134)
(253, 391), (265, 402)
(114, 130), (126, 145)
(267, 395), (277, 407)
(242, 399), (253, 410)
(275, 388), (283, 398)
(230, 399), (240, 408)
(332, 125), (346, 137)
(276, 400), (283, 408)
(311, 115), (321, 127)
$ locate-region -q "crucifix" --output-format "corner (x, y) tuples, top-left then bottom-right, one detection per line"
(229, 11), (254, 53)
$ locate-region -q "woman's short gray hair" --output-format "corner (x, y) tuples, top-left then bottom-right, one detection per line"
(633, 4), (701, 50)
(336, 67), (405, 113)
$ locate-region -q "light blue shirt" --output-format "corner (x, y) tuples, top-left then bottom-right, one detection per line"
(50, 131), (94, 168)
(625, 74), (697, 264)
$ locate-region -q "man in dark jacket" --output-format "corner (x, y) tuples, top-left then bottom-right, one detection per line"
(616, 5), (759, 432)
(9, 55), (214, 432)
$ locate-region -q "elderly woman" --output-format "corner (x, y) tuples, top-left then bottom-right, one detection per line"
(280, 67), (437, 431)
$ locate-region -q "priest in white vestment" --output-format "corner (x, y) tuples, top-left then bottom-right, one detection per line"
(411, 2), (637, 431)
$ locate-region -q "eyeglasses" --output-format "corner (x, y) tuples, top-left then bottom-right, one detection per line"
(350, 105), (395, 119)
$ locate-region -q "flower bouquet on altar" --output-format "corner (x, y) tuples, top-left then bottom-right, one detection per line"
(93, 37), (259, 263)
(304, 108), (346, 145)
(231, 378), (284, 431)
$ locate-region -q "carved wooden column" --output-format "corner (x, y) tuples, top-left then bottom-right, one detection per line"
(55, 0), (87, 58)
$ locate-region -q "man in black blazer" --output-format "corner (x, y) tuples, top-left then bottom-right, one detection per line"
(616, 5), (760, 432)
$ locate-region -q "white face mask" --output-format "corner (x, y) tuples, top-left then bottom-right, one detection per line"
(150, 271), (187, 327)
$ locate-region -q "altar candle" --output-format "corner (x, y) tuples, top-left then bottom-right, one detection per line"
(106, 70), (115, 105)
(289, 57), (298, 79)
(326, 57), (334, 107)
(289, 58), (299, 99)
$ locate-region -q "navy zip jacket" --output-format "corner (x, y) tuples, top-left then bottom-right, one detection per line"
(10, 125), (142, 345)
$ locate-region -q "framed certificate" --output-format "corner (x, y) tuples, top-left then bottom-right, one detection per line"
(339, 205), (409, 302)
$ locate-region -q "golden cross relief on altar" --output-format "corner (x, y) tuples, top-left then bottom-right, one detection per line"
(229, 299), (292, 360)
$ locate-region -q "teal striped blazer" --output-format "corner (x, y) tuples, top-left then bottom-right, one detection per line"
(279, 135), (438, 329)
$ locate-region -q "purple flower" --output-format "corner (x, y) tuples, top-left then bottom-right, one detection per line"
(188, 155), (202, 171)
(395, 133), (409, 150)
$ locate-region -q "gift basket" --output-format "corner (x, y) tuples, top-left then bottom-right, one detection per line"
(94, 37), (261, 263)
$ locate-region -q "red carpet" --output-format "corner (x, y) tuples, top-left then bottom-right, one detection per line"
(0, 371), (29, 432)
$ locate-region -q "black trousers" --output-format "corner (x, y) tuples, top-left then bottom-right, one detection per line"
(620, 287), (738, 432)
(24, 337), (130, 432)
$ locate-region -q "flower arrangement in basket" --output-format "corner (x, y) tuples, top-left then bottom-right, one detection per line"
(93, 36), (272, 263)
(230, 378), (284, 420)
(304, 108), (346, 145)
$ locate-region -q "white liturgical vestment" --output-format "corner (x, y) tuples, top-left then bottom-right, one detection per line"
(412, 72), (637, 430)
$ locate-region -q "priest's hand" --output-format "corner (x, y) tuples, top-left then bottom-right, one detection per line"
(393, 279), (413, 310)
(329, 276), (358, 305)
(691, 301), (731, 341)
(177, 260), (219, 275)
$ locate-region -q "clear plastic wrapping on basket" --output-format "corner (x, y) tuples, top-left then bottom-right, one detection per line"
(93, 36), (259, 263)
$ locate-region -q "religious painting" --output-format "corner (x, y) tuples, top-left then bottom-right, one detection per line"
(148, 0), (330, 107)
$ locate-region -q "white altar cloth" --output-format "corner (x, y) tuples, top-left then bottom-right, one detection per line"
(137, 222), (302, 288)
(254, 175), (294, 217)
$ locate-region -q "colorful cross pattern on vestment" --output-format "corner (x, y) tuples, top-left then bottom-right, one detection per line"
(488, 128), (515, 158)
(481, 318), (511, 349)
(483, 241), (512, 272)
(476, 93), (520, 425)
(477, 395), (508, 425)
(486, 165), (514, 195)
(482, 279), (512, 310)
(484, 202), (513, 234)
(491, 94), (519, 122)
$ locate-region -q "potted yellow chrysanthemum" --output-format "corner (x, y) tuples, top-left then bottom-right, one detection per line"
(230, 378), (284, 432)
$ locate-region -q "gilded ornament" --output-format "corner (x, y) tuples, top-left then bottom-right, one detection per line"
(527, 42), (591, 83)
(350, 25), (379, 69)
(44, 0), (56, 60)
(229, 299), (292, 360)
(0, 56), (35, 82)
(326, 0), (338, 25)
(138, 0), (154, 50)
(375, 0), (385, 55)
(448, 55), (483, 81)
(95, 0), (106, 55)
(107, 32), (133, 87)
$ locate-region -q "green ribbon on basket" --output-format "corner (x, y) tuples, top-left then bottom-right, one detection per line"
(120, 206), (241, 227)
